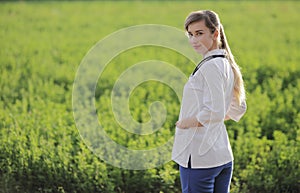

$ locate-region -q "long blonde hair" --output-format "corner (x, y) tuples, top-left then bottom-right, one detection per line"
(185, 10), (246, 105)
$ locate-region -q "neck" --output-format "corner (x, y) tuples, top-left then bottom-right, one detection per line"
(202, 41), (218, 57)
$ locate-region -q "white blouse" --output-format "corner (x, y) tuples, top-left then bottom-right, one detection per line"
(172, 49), (246, 168)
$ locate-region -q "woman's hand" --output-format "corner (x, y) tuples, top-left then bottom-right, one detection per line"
(224, 115), (231, 121)
(176, 117), (203, 129)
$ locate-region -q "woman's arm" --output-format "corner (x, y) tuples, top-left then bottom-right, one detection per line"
(225, 96), (247, 122)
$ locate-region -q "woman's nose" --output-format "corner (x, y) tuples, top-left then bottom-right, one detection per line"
(189, 36), (198, 44)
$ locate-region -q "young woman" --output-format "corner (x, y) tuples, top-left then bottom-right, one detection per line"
(172, 10), (247, 193)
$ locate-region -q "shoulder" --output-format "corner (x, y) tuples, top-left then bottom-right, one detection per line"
(199, 57), (226, 76)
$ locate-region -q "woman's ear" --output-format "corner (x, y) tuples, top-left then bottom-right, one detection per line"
(213, 30), (219, 40)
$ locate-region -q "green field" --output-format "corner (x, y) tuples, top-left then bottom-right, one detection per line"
(0, 1), (299, 193)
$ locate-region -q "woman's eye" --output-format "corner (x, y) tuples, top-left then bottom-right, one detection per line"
(186, 32), (202, 38)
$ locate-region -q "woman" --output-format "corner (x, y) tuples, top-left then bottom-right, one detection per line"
(172, 10), (247, 193)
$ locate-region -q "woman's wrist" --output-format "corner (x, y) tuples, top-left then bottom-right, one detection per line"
(176, 117), (203, 129)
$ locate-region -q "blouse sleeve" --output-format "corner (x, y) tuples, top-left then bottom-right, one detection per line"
(196, 64), (225, 126)
(226, 96), (247, 122)
(195, 63), (226, 155)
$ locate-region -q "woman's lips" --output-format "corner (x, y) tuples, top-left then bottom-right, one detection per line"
(193, 45), (201, 49)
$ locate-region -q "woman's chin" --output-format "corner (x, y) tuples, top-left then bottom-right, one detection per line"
(194, 49), (205, 55)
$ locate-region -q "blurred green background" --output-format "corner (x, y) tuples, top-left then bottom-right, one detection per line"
(0, 1), (299, 193)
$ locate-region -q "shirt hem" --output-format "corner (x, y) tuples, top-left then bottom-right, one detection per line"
(173, 158), (234, 169)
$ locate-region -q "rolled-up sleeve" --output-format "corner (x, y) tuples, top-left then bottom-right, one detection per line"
(226, 96), (247, 122)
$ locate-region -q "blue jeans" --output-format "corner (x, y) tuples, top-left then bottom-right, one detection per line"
(179, 160), (233, 193)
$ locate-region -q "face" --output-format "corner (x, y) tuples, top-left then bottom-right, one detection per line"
(187, 20), (218, 56)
